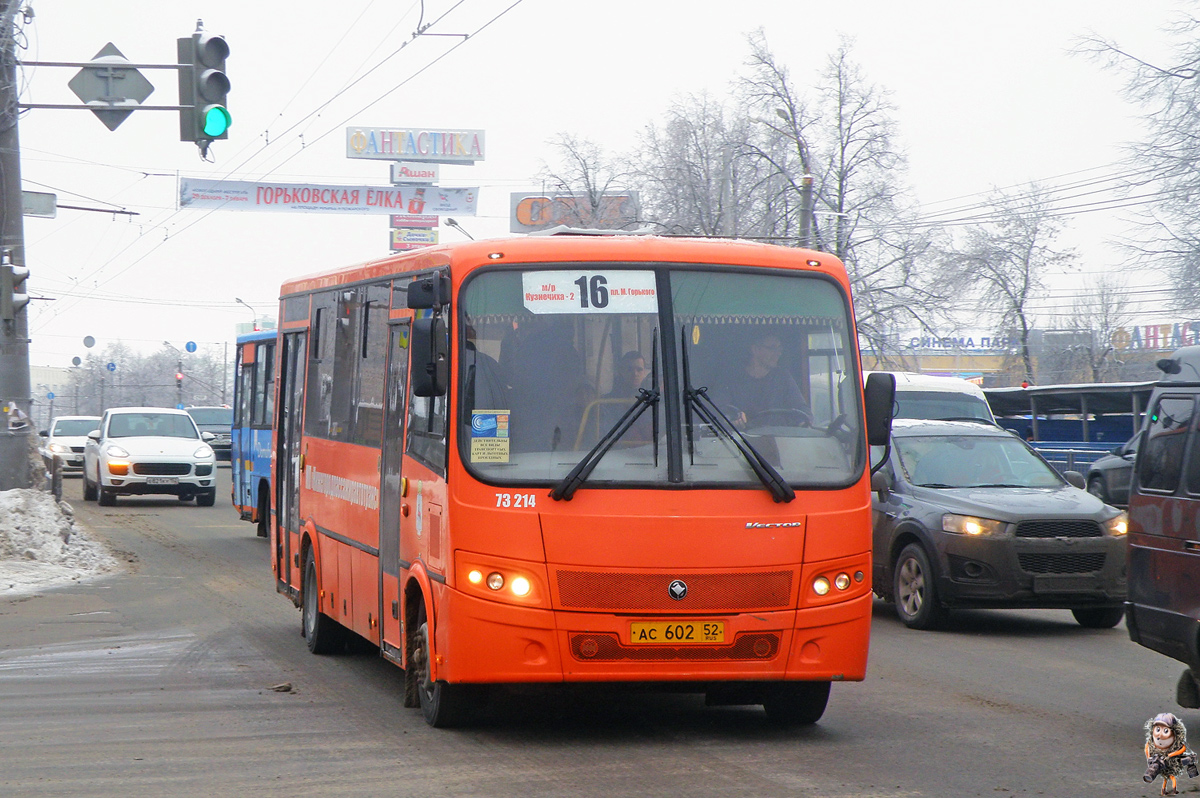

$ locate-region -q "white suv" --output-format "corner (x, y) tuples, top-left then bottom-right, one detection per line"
(83, 407), (217, 506)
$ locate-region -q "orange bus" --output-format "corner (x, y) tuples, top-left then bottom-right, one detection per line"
(270, 233), (895, 727)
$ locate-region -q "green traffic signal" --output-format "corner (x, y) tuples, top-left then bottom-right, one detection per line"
(202, 106), (231, 137)
(177, 24), (230, 152)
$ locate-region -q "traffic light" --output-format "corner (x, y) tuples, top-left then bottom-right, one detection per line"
(0, 253), (29, 322)
(178, 21), (230, 154)
(176, 371), (184, 389)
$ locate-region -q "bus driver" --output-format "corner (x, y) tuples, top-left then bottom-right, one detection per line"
(725, 332), (811, 427)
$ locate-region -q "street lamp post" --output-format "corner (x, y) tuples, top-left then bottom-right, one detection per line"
(235, 297), (258, 330)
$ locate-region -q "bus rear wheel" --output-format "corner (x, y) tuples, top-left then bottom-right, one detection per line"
(302, 549), (344, 654)
(762, 681), (831, 725)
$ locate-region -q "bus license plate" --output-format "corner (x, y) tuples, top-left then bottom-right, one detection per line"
(146, 477), (178, 485)
(629, 621), (725, 645)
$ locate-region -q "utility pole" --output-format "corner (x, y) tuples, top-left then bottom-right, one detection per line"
(798, 174), (814, 249)
(0, 0), (33, 490)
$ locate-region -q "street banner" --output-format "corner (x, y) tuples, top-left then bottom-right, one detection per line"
(391, 162), (440, 184)
(391, 227), (439, 252)
(346, 127), (485, 163)
(390, 214), (439, 228)
(510, 191), (639, 233)
(180, 178), (477, 216)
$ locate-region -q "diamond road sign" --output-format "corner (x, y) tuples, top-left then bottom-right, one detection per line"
(67, 43), (154, 131)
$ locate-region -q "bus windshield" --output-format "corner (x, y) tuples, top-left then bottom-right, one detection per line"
(460, 265), (863, 489)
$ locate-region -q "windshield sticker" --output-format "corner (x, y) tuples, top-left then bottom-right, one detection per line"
(521, 270), (657, 314)
(470, 409), (510, 463)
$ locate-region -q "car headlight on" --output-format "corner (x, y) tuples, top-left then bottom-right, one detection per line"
(942, 514), (1006, 536)
(1102, 511), (1129, 536)
(48, 443), (70, 454)
(194, 445), (214, 459)
(105, 444), (130, 458)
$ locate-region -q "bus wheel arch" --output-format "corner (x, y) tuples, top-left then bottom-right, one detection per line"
(301, 538), (344, 654)
(255, 479), (271, 538)
(403, 575), (479, 727)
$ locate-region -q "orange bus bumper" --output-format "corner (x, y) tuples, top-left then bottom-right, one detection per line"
(435, 589), (871, 684)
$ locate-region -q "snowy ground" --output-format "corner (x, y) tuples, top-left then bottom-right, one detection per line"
(0, 488), (120, 597)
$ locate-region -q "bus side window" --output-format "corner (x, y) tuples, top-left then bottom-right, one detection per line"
(351, 283), (390, 448)
(407, 308), (449, 474)
(238, 363), (254, 428)
(305, 294), (336, 440)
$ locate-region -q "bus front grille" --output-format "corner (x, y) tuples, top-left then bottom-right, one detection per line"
(555, 570), (793, 611)
(568, 632), (781, 662)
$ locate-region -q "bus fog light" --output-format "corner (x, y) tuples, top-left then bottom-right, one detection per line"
(854, 571), (864, 582)
(835, 573), (851, 591)
(468, 570), (483, 585)
(486, 572), (504, 590)
(813, 577), (831, 596)
(511, 576), (531, 597)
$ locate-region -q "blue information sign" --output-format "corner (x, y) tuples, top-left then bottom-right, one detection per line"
(185, 341), (197, 353)
(47, 392), (54, 400)
(106, 362), (116, 372)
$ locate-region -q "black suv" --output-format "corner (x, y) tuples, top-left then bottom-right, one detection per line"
(185, 406), (233, 461)
(872, 419), (1129, 630)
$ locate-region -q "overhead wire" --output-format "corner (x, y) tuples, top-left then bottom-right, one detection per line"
(28, 1), (517, 333)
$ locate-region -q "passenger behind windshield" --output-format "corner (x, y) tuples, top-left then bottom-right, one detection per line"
(595, 351), (653, 445)
(721, 332), (812, 428)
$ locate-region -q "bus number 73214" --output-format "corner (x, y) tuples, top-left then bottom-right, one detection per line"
(267, 233), (894, 727)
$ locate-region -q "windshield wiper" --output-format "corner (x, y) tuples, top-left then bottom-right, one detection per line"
(680, 327), (795, 503)
(550, 388), (660, 501)
(551, 330), (661, 502)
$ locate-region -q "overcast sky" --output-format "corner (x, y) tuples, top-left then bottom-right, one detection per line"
(13, 0), (1185, 371)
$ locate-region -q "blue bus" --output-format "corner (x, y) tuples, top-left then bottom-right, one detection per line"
(232, 329), (276, 537)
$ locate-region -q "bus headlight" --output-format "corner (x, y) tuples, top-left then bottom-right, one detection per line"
(813, 577), (831, 596)
(455, 552), (550, 608)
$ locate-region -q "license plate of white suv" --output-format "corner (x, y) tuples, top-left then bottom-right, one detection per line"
(146, 477), (178, 485)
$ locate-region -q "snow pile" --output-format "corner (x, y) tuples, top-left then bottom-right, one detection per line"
(0, 488), (120, 596)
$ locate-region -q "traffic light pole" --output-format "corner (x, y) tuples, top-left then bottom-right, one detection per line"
(0, 0), (34, 490)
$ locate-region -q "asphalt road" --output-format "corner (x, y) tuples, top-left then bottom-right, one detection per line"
(0, 468), (1191, 797)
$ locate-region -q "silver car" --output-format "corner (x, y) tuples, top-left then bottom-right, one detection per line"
(39, 415), (101, 472)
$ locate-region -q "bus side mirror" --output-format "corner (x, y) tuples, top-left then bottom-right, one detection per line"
(411, 316), (448, 397)
(864, 372), (896, 446)
(407, 275), (451, 309)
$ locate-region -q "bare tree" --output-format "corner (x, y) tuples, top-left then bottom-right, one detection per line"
(1079, 17), (1200, 306)
(739, 32), (948, 362)
(943, 184), (1076, 384)
(1070, 275), (1133, 382)
(627, 93), (767, 236)
(535, 134), (638, 230)
(67, 342), (232, 414)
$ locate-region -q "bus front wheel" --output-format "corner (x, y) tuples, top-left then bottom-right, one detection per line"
(762, 681), (831, 725)
(302, 550), (344, 654)
(412, 606), (478, 728)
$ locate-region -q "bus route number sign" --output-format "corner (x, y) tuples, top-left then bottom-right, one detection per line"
(521, 270), (656, 315)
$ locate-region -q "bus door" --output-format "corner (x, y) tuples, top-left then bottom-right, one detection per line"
(234, 350), (255, 517)
(379, 321), (410, 655)
(275, 330), (307, 590)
